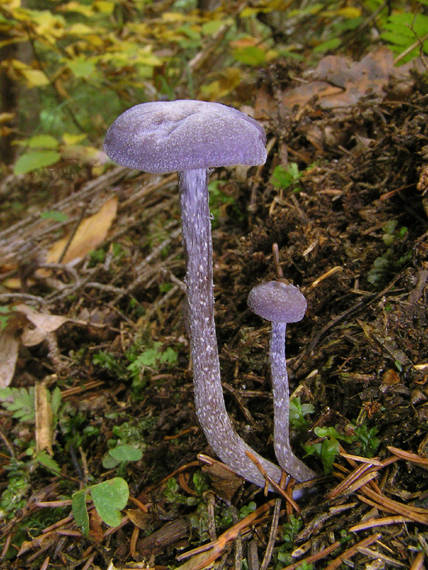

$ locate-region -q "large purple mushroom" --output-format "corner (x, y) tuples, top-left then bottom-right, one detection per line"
(248, 281), (316, 481)
(104, 100), (283, 488)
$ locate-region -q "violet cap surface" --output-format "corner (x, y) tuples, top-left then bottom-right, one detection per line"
(104, 99), (267, 173)
(248, 281), (307, 323)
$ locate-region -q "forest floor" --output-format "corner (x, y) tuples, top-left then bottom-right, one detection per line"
(0, 49), (427, 569)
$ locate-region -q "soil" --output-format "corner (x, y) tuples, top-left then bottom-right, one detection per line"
(0, 53), (427, 569)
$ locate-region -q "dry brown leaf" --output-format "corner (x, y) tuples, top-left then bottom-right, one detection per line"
(0, 329), (19, 388)
(267, 48), (420, 113)
(35, 378), (53, 454)
(46, 195), (118, 265)
(16, 304), (68, 347)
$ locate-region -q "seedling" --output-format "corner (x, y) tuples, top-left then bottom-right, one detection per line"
(276, 515), (304, 566)
(72, 477), (129, 535)
(304, 426), (354, 474)
(289, 397), (315, 430)
(270, 163), (303, 192)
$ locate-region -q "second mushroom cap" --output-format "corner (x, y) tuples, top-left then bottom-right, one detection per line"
(247, 281), (307, 324)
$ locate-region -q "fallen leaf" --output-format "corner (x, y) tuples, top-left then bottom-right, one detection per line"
(0, 330), (19, 388)
(16, 304), (68, 347)
(45, 196), (118, 265)
(273, 48), (420, 112)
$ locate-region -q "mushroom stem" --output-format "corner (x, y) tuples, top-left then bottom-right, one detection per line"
(179, 169), (282, 488)
(270, 322), (316, 481)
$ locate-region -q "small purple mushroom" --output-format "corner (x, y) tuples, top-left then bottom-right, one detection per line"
(104, 100), (283, 488)
(248, 280), (316, 482)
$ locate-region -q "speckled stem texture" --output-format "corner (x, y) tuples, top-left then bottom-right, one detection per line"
(179, 169), (283, 488)
(270, 322), (316, 481)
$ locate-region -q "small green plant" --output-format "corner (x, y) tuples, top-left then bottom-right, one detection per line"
(0, 306), (12, 330)
(40, 210), (69, 223)
(0, 458), (30, 519)
(0, 447), (63, 520)
(367, 219), (410, 286)
(304, 426), (354, 473)
(276, 515), (304, 566)
(0, 387), (35, 422)
(89, 247), (107, 266)
(72, 477), (129, 536)
(208, 180), (241, 227)
(270, 163), (302, 192)
(163, 473), (208, 507)
(289, 397), (315, 430)
(354, 424), (380, 457)
(239, 501), (257, 519)
(381, 10), (428, 64)
(102, 443), (143, 470)
(92, 350), (129, 380)
(126, 342), (178, 387)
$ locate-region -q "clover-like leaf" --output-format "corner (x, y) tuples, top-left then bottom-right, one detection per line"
(90, 477), (129, 527)
(72, 490), (89, 536)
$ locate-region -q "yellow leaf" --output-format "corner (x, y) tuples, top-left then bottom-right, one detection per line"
(338, 7), (361, 18)
(21, 68), (49, 87)
(161, 12), (186, 22)
(200, 68), (243, 100)
(325, 7), (361, 18)
(62, 133), (87, 145)
(31, 10), (65, 41)
(59, 1), (94, 17)
(0, 112), (15, 123)
(61, 144), (103, 165)
(2, 0), (21, 9)
(94, 1), (114, 14)
(45, 196), (118, 265)
(67, 23), (95, 35)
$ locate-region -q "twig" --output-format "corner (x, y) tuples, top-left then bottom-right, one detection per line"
(350, 515), (415, 533)
(282, 540), (341, 570)
(324, 533), (381, 570)
(260, 497), (282, 570)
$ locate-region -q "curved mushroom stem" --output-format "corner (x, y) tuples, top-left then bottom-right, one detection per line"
(270, 322), (316, 481)
(179, 169), (283, 488)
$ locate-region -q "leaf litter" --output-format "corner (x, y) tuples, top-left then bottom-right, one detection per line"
(0, 49), (427, 568)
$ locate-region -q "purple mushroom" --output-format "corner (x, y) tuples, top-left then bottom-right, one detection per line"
(104, 100), (283, 488)
(248, 281), (316, 481)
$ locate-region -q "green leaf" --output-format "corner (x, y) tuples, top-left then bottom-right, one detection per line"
(289, 397), (314, 429)
(14, 150), (61, 175)
(50, 386), (62, 417)
(270, 163), (301, 189)
(127, 342), (178, 373)
(27, 134), (59, 149)
(319, 437), (339, 473)
(102, 454), (120, 469)
(109, 444), (143, 463)
(90, 477), (129, 527)
(0, 306), (12, 330)
(232, 46), (267, 66)
(201, 19), (228, 35)
(40, 210), (69, 223)
(314, 37), (341, 53)
(35, 451), (61, 474)
(68, 58), (97, 78)
(72, 490), (90, 536)
(0, 387), (35, 422)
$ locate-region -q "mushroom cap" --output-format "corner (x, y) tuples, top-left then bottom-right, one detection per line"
(247, 281), (307, 323)
(104, 100), (267, 173)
